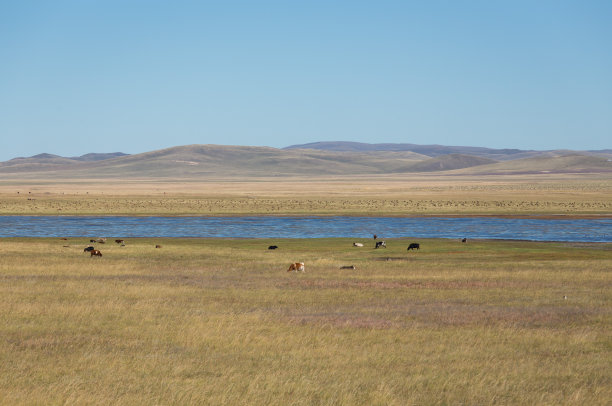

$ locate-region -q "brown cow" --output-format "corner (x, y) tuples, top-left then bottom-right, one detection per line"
(90, 249), (102, 257)
(287, 262), (305, 272)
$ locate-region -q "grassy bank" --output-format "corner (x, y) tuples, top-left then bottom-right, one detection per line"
(1, 237), (610, 404)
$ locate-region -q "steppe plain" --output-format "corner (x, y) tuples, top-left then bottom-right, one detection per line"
(1, 150), (611, 404)
(1, 173), (610, 217)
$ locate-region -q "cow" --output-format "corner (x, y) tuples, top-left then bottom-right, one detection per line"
(268, 245), (278, 250)
(375, 241), (386, 249)
(340, 265), (356, 269)
(90, 249), (102, 257)
(155, 245), (162, 248)
(115, 239), (125, 244)
(84, 246), (95, 252)
(287, 262), (305, 272)
(462, 238), (467, 243)
(373, 234), (377, 240)
(353, 242), (364, 247)
(407, 243), (420, 251)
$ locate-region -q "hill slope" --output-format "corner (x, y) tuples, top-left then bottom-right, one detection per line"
(285, 141), (612, 161)
(398, 154), (497, 172)
(1, 144), (610, 179)
(0, 145), (427, 178)
(285, 141), (528, 160)
(454, 154), (612, 175)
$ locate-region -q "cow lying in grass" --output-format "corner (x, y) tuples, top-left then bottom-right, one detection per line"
(287, 262), (305, 272)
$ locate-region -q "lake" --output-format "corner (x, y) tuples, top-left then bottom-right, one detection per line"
(0, 216), (610, 242)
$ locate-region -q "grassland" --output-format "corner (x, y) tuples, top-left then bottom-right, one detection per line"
(1, 237), (610, 405)
(1, 174), (610, 216)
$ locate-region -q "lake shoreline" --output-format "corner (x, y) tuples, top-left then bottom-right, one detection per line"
(1, 213), (611, 219)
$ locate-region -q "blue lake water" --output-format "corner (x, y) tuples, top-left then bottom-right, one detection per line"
(0, 216), (610, 242)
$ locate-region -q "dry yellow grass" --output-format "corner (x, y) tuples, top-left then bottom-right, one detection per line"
(1, 237), (610, 405)
(1, 174), (610, 216)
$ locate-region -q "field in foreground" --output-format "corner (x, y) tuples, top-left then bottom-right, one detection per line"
(1, 238), (610, 405)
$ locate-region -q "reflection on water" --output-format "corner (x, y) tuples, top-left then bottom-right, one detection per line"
(0, 216), (610, 242)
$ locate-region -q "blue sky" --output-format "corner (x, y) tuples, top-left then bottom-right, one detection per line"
(1, 1), (610, 161)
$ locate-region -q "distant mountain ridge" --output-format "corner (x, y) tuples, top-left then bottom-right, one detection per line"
(70, 152), (129, 161)
(284, 141), (610, 161)
(12, 152), (129, 162)
(1, 143), (610, 178)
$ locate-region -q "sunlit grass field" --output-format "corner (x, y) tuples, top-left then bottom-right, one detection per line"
(1, 175), (610, 216)
(1, 237), (610, 405)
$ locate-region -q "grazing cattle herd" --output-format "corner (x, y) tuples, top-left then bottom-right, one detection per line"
(74, 234), (473, 273)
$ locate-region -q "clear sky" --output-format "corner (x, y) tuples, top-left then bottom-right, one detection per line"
(1, 1), (610, 161)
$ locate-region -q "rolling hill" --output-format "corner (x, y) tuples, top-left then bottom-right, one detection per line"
(0, 152), (130, 173)
(453, 154), (612, 175)
(0, 143), (610, 179)
(397, 154), (497, 172)
(285, 141), (611, 161)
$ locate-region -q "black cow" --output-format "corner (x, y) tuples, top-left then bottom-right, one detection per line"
(462, 238), (467, 243)
(407, 243), (420, 251)
(268, 245), (278, 250)
(84, 246), (95, 252)
(375, 241), (386, 249)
